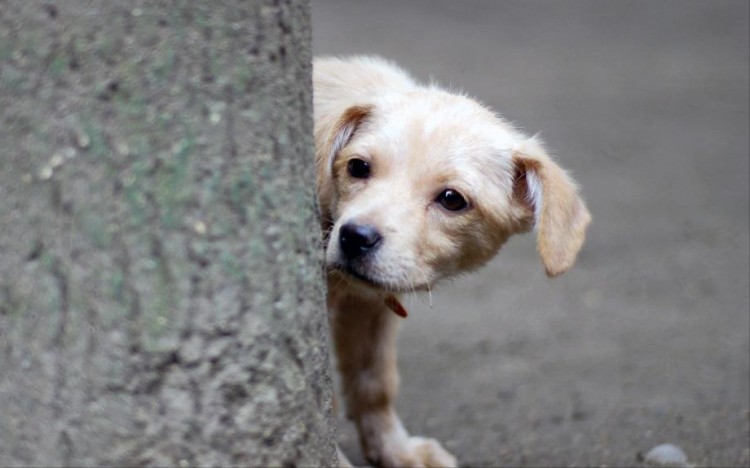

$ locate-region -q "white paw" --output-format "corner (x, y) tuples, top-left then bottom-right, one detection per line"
(378, 436), (457, 468)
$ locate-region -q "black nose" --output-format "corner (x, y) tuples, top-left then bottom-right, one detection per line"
(339, 223), (382, 259)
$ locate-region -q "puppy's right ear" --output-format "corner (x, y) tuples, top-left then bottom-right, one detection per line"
(315, 105), (372, 220)
(320, 105), (372, 174)
(511, 142), (591, 277)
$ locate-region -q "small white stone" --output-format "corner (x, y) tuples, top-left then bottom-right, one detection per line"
(643, 443), (689, 467)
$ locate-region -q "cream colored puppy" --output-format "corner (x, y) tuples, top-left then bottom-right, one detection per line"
(314, 56), (591, 467)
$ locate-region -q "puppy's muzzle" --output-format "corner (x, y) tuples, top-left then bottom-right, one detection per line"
(339, 222), (382, 260)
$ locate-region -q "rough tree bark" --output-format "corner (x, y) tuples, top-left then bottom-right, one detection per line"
(0, 1), (336, 466)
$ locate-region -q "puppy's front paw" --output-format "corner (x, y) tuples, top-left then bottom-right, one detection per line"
(378, 436), (457, 468)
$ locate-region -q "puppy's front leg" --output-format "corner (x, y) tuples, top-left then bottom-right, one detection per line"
(331, 292), (457, 468)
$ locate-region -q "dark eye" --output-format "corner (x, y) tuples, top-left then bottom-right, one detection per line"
(436, 189), (469, 211)
(347, 158), (370, 179)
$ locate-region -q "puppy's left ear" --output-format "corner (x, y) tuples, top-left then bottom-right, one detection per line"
(512, 142), (591, 277)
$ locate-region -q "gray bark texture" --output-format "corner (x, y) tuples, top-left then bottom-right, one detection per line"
(0, 1), (337, 466)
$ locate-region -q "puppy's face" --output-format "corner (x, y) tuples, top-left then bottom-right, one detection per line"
(319, 90), (590, 292)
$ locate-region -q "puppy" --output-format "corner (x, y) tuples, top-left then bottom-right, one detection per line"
(313, 56), (591, 467)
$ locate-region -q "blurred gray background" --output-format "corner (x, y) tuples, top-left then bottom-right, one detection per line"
(312, 1), (749, 466)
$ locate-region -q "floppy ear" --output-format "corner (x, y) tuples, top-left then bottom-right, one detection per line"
(314, 105), (372, 223)
(316, 104), (372, 179)
(512, 143), (591, 277)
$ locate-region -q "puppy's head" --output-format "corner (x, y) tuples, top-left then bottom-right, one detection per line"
(317, 90), (590, 292)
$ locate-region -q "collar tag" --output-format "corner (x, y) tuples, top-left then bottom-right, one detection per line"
(385, 295), (408, 318)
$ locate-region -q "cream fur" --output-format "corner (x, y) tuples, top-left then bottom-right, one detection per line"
(314, 56), (591, 467)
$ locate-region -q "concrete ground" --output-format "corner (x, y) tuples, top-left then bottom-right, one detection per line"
(312, 1), (750, 466)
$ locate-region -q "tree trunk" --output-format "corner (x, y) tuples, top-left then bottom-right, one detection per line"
(0, 1), (336, 466)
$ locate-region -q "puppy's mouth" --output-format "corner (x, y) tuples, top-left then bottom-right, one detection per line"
(331, 263), (430, 294)
(334, 263), (389, 290)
